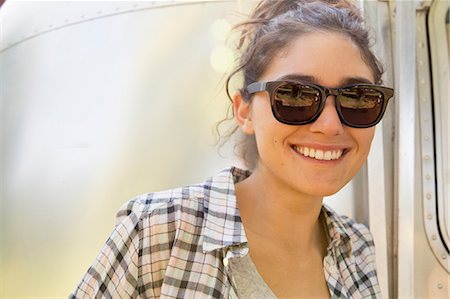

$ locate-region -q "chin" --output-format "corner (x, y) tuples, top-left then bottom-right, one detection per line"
(301, 183), (348, 198)
(320, 189), (342, 197)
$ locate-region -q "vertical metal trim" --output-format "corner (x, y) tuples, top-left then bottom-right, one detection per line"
(368, 123), (390, 298)
(363, 1), (395, 296)
(394, 0), (416, 297)
(0, 5), (4, 293)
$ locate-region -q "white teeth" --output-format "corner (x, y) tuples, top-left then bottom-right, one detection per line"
(331, 151), (337, 160)
(292, 146), (344, 161)
(315, 150), (324, 159)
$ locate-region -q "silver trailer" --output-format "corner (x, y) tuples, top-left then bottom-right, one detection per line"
(0, 1), (448, 297)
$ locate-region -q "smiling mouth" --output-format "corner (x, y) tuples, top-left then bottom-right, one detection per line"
(291, 145), (345, 161)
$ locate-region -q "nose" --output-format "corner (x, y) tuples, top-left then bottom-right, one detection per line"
(309, 95), (344, 135)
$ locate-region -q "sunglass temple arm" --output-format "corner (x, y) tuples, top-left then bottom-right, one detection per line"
(246, 82), (267, 94)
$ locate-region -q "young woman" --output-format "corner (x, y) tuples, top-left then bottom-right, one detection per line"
(71, 0), (393, 298)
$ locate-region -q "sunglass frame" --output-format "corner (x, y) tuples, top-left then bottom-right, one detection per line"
(246, 80), (394, 128)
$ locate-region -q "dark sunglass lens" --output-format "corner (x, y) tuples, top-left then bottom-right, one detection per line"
(339, 86), (383, 126)
(273, 83), (321, 123)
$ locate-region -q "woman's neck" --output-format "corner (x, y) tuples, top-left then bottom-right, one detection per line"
(235, 166), (325, 252)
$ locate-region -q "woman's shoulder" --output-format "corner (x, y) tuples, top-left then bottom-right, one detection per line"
(114, 167), (244, 228)
(70, 170), (240, 299)
(112, 183), (207, 235)
(321, 204), (381, 296)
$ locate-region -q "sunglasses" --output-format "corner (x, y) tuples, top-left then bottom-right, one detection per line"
(246, 81), (394, 128)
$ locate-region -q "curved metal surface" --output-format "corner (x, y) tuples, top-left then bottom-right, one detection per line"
(0, 1), (246, 296)
(0, 1), (229, 53)
(428, 0), (450, 263)
(417, 3), (449, 274)
(415, 1), (450, 297)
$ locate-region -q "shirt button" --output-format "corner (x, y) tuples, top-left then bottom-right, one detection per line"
(325, 256), (338, 273)
(329, 264), (338, 274)
(223, 257), (229, 267)
(326, 256), (335, 265)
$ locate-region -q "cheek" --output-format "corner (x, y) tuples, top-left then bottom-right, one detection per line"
(353, 128), (375, 155)
(253, 123), (286, 152)
(250, 99), (279, 141)
(250, 108), (293, 161)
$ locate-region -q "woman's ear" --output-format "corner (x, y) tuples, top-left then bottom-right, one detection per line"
(233, 91), (255, 135)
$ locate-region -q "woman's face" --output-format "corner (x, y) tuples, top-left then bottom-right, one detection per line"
(237, 32), (376, 197)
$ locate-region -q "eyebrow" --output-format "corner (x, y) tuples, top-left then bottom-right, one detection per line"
(276, 74), (374, 86)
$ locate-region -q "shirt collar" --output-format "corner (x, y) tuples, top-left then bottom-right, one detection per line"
(201, 167), (353, 257)
(321, 204), (353, 257)
(201, 167), (250, 253)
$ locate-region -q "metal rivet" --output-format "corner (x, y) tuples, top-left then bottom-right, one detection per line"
(426, 174), (431, 180)
(424, 155), (430, 160)
(421, 97), (426, 102)
(419, 60), (424, 66)
(437, 283), (443, 289)
(426, 193), (432, 199)
(432, 235), (437, 240)
(424, 135), (429, 140)
(419, 42), (425, 48)
(442, 254), (447, 260)
(428, 214), (433, 220)
(421, 79), (425, 84)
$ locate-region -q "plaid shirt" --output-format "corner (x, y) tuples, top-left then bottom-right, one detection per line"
(70, 167), (381, 298)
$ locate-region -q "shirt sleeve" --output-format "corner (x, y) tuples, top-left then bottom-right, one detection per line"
(69, 205), (143, 299)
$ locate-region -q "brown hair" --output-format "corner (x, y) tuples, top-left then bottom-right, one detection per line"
(219, 0), (384, 170)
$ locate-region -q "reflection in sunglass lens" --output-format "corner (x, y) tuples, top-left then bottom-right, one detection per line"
(339, 86), (383, 126)
(273, 83), (321, 122)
